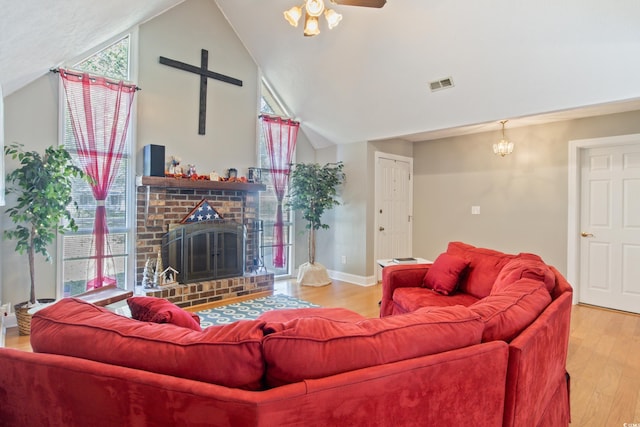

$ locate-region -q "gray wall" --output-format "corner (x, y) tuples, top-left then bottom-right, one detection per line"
(300, 138), (414, 282)
(412, 110), (640, 274)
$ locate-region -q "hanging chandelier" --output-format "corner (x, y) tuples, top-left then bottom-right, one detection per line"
(493, 120), (515, 157)
(284, 0), (343, 37)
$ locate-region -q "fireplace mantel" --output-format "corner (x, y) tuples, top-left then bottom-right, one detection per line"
(138, 176), (266, 192)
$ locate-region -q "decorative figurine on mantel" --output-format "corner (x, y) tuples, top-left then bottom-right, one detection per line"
(153, 251), (163, 287)
(142, 258), (154, 288)
(168, 155), (181, 175)
(248, 167), (261, 183)
(160, 266), (179, 286)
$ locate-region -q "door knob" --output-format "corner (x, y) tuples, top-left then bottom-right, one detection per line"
(379, 226), (385, 231)
(581, 232), (594, 237)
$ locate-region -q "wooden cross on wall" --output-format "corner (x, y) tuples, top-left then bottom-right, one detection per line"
(159, 49), (243, 135)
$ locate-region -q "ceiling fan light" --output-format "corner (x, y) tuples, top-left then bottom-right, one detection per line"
(284, 6), (302, 27)
(324, 9), (342, 29)
(305, 0), (325, 17)
(303, 15), (321, 36)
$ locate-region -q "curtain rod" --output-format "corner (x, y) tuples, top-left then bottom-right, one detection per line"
(259, 114), (299, 124)
(50, 68), (141, 91)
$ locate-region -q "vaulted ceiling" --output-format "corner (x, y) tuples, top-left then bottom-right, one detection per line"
(3, 0), (640, 148)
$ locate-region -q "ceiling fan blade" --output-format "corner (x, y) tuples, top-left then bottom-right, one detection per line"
(331, 0), (386, 8)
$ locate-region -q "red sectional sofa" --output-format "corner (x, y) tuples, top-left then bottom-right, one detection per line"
(381, 241), (573, 427)
(0, 242), (571, 427)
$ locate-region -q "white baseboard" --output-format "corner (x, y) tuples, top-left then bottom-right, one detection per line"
(327, 270), (377, 287)
(291, 268), (377, 287)
(4, 313), (17, 328)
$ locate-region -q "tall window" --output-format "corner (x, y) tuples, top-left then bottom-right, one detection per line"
(60, 35), (134, 296)
(258, 82), (293, 276)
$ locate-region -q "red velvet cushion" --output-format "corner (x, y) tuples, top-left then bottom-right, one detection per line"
(259, 307), (366, 334)
(262, 305), (483, 387)
(469, 278), (552, 342)
(446, 241), (514, 299)
(393, 287), (480, 314)
(423, 253), (469, 295)
(492, 255), (555, 294)
(31, 298), (266, 390)
(127, 296), (202, 331)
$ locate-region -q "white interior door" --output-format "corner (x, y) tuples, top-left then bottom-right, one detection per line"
(579, 144), (640, 314)
(375, 153), (413, 281)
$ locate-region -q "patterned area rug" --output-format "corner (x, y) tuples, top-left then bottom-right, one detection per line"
(196, 294), (319, 327)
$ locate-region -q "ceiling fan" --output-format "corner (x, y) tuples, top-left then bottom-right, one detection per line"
(332, 0), (386, 7)
(284, 0), (386, 37)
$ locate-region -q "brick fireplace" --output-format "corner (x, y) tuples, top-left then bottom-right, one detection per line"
(135, 176), (274, 308)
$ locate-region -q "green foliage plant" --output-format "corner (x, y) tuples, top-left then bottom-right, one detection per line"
(3, 143), (86, 305)
(287, 162), (345, 265)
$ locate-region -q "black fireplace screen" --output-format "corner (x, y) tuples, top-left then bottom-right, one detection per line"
(162, 222), (245, 283)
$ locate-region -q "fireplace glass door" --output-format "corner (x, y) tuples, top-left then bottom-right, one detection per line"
(163, 222), (245, 284)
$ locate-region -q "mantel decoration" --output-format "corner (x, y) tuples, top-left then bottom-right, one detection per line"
(3, 143), (87, 334)
(493, 120), (515, 157)
(288, 162), (345, 286)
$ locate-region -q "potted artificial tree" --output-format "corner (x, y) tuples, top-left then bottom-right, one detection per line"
(288, 162), (345, 286)
(3, 142), (85, 335)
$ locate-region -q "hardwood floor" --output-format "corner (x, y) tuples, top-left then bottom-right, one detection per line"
(567, 303), (640, 426)
(4, 279), (640, 425)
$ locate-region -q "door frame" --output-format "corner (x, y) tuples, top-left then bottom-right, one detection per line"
(373, 151), (414, 281)
(567, 133), (640, 305)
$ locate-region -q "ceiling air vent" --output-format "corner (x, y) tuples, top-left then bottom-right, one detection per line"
(429, 77), (454, 92)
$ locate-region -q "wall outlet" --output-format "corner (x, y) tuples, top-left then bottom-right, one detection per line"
(341, 255), (347, 264)
(471, 206), (481, 215)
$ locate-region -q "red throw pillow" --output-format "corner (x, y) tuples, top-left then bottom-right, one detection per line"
(127, 296), (202, 331)
(423, 253), (469, 295)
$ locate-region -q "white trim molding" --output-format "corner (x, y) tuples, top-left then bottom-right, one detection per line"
(567, 133), (640, 305)
(327, 269), (378, 287)
(292, 267), (377, 287)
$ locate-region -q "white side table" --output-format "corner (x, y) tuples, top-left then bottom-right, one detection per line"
(377, 258), (432, 268)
